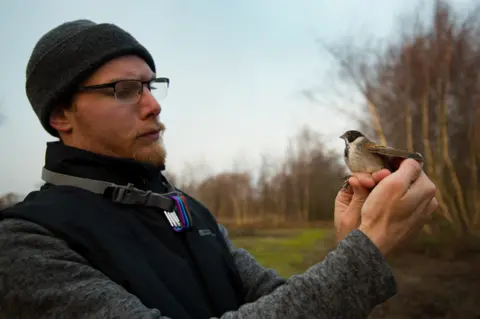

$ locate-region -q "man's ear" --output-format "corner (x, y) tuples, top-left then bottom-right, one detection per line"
(49, 106), (73, 134)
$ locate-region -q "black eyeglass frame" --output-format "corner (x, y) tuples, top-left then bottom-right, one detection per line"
(78, 77), (170, 102)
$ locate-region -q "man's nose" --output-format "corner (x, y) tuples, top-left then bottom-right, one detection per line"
(139, 87), (161, 119)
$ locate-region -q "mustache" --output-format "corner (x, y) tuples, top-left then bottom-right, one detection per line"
(135, 121), (166, 138)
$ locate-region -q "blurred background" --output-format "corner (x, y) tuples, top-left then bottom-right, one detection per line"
(1, 0), (479, 317)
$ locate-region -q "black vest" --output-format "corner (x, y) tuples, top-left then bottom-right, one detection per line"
(1, 142), (245, 319)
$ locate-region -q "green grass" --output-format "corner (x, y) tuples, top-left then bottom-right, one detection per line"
(230, 227), (335, 278)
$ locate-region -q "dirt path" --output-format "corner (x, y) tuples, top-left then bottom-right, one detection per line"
(369, 253), (480, 318)
(229, 226), (480, 318)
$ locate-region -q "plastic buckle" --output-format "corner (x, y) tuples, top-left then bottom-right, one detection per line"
(107, 184), (175, 212)
(109, 183), (150, 205)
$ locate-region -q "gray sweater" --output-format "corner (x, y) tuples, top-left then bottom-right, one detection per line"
(0, 218), (396, 318)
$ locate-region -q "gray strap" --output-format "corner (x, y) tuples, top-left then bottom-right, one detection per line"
(42, 167), (115, 194)
(41, 167), (176, 211)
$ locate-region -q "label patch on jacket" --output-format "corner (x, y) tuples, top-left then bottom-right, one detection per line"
(198, 228), (215, 237)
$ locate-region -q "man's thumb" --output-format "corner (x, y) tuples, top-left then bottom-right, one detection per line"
(350, 184), (369, 208)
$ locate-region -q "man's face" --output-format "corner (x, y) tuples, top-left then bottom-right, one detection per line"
(50, 55), (167, 166)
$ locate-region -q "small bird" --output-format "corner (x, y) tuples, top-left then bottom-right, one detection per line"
(339, 130), (424, 190)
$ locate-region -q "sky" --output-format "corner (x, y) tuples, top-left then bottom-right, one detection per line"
(0, 0), (475, 195)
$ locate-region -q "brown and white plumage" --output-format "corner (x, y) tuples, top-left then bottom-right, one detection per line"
(340, 130), (424, 189)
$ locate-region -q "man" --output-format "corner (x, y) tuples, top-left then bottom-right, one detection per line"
(0, 20), (438, 318)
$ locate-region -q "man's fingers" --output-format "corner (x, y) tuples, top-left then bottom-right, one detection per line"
(409, 197), (438, 233)
(425, 197), (439, 217)
(336, 187), (353, 205)
(372, 169), (391, 183)
(405, 171), (437, 205)
(394, 159), (423, 190)
(350, 173), (375, 189)
(348, 175), (361, 188)
(348, 176), (370, 202)
(351, 169), (392, 189)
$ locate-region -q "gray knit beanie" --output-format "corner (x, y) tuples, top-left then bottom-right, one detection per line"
(25, 19), (156, 137)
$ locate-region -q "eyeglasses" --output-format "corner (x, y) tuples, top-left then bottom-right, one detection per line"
(78, 77), (170, 104)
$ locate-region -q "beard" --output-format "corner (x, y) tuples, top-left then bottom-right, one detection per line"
(132, 137), (167, 166)
(70, 108), (168, 167)
(132, 121), (167, 167)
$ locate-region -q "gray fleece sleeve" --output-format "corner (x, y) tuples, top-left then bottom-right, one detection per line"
(218, 225), (397, 318)
(0, 219), (396, 319)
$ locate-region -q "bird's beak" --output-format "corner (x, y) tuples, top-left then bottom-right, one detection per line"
(339, 134), (345, 139)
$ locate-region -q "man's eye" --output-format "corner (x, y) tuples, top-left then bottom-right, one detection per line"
(103, 88), (116, 96)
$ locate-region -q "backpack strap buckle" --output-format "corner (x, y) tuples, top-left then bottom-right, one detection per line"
(107, 183), (175, 211)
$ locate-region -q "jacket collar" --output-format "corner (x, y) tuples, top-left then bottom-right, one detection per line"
(43, 141), (166, 189)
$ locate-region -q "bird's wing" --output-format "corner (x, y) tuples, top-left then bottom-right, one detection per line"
(364, 142), (424, 172)
(364, 142), (423, 161)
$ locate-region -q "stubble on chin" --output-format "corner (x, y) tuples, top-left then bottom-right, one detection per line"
(132, 125), (167, 166)
(133, 141), (167, 166)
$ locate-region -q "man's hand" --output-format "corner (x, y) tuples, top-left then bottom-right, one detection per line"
(359, 159), (438, 256)
(334, 169), (391, 242)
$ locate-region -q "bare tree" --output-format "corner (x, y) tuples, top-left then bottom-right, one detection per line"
(170, 125), (345, 226)
(306, 0), (480, 235)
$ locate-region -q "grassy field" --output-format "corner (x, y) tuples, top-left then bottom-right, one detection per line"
(231, 227), (335, 277)
(228, 226), (480, 318)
